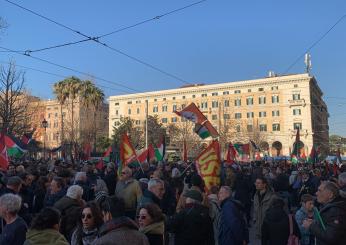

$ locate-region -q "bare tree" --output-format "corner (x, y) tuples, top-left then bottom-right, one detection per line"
(0, 62), (37, 135)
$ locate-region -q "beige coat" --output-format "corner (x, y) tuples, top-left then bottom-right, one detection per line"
(115, 178), (142, 211)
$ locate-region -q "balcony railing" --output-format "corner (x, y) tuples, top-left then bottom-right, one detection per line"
(288, 99), (306, 107)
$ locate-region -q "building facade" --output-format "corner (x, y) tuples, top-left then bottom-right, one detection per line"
(109, 73), (329, 156)
(31, 98), (109, 150)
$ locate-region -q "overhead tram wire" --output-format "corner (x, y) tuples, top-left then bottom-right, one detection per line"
(0, 60), (127, 93)
(0, 46), (140, 94)
(283, 13), (346, 74)
(4, 0), (207, 85)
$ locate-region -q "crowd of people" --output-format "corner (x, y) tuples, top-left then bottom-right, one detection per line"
(0, 158), (345, 245)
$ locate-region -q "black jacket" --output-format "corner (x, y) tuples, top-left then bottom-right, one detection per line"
(261, 206), (300, 245)
(167, 203), (214, 245)
(309, 196), (346, 245)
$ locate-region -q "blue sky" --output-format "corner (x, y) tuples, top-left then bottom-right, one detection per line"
(0, 0), (346, 136)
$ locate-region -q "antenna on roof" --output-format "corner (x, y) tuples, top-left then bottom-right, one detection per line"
(304, 53), (312, 75)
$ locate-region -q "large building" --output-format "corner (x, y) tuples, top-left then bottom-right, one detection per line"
(31, 98), (109, 150)
(109, 73), (329, 156)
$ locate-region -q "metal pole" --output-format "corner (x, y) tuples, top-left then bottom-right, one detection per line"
(145, 99), (148, 149)
(44, 127), (46, 160)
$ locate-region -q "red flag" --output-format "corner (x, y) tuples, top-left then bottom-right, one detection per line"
(120, 134), (137, 166)
(148, 144), (156, 162)
(0, 133), (8, 170)
(225, 143), (236, 165)
(183, 140), (187, 162)
(138, 149), (149, 164)
(96, 146), (112, 170)
(333, 163), (339, 176)
(83, 143), (92, 160)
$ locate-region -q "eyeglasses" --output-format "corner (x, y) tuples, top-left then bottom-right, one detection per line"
(137, 215), (147, 220)
(82, 213), (93, 219)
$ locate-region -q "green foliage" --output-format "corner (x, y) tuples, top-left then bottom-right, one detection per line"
(112, 117), (144, 149)
(96, 136), (111, 152)
(146, 115), (166, 146)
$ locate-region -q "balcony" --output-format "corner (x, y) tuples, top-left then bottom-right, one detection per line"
(288, 99), (306, 107)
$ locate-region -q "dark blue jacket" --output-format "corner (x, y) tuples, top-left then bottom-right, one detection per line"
(218, 197), (249, 245)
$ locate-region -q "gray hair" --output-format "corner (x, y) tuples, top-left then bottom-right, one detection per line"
(322, 181), (339, 199)
(66, 185), (84, 200)
(74, 172), (87, 182)
(0, 194), (22, 214)
(338, 172), (346, 186)
(148, 178), (164, 190)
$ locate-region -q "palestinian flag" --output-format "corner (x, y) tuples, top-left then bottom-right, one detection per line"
(138, 148), (149, 164)
(96, 146), (112, 170)
(175, 103), (218, 139)
(233, 143), (250, 161)
(148, 144), (156, 162)
(5, 134), (27, 158)
(21, 129), (35, 145)
(155, 136), (165, 161)
(225, 143), (237, 165)
(195, 140), (221, 190)
(307, 146), (318, 164)
(291, 128), (301, 157)
(0, 133), (8, 170)
(119, 134), (138, 175)
(291, 155), (298, 164)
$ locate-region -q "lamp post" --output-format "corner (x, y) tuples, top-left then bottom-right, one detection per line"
(41, 119), (48, 160)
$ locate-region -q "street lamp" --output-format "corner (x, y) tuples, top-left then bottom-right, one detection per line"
(41, 119), (48, 160)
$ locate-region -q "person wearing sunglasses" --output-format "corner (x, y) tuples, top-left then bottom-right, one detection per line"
(71, 202), (103, 245)
(115, 167), (143, 220)
(138, 203), (165, 245)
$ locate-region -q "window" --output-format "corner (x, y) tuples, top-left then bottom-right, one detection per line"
(53, 121), (58, 128)
(182, 96), (186, 99)
(201, 101), (208, 109)
(247, 124), (253, 132)
(224, 114), (230, 119)
(272, 123), (280, 131)
(247, 112), (254, 118)
(234, 90), (241, 94)
(181, 104), (186, 109)
(259, 96), (266, 104)
(115, 110), (118, 115)
(172, 97), (176, 100)
(171, 117), (177, 123)
(293, 109), (301, 115)
(292, 94), (300, 100)
(128, 109), (131, 115)
(272, 95), (279, 103)
(161, 118), (168, 123)
(137, 108), (140, 114)
(115, 102), (119, 106)
(294, 84), (298, 88)
(246, 97), (254, 105)
(48, 113), (51, 118)
(153, 106), (158, 113)
(55, 113), (58, 118)
(235, 113), (242, 119)
(212, 101), (219, 108)
(224, 100), (230, 107)
(271, 86), (278, 91)
(259, 111), (267, 117)
(135, 120), (141, 125)
(248, 89), (251, 92)
(163, 98), (166, 101)
(236, 125), (241, 132)
(154, 99), (157, 102)
(173, 104), (177, 111)
(259, 124), (267, 132)
(272, 110), (280, 117)
(212, 115), (217, 120)
(202, 93), (207, 97)
(212, 92), (218, 96)
(162, 105), (168, 112)
(127, 101), (132, 104)
(192, 95), (196, 98)
(258, 88), (264, 91)
(294, 123), (302, 130)
(223, 91), (229, 95)
(136, 100), (141, 104)
(234, 99), (241, 106)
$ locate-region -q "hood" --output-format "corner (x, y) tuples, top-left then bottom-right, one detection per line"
(26, 229), (68, 245)
(322, 196), (346, 212)
(99, 216), (139, 236)
(139, 221), (164, 235)
(264, 206), (287, 223)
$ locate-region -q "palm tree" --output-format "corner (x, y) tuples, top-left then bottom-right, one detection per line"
(80, 80), (105, 153)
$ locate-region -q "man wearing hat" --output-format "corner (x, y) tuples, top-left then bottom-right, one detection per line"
(167, 189), (214, 245)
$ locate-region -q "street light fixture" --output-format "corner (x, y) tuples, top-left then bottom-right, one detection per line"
(41, 118), (48, 160)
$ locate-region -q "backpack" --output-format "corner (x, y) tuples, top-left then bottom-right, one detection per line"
(287, 214), (300, 245)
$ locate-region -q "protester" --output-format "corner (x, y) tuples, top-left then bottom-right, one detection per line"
(0, 193), (27, 245)
(303, 181), (346, 245)
(115, 166), (143, 219)
(74, 172), (95, 202)
(24, 207), (68, 245)
(103, 162), (117, 194)
(253, 177), (276, 239)
(261, 197), (300, 245)
(71, 202), (103, 245)
(138, 203), (165, 245)
(207, 185), (221, 245)
(218, 186), (249, 245)
(44, 176), (66, 207)
(32, 176), (50, 213)
(138, 178), (165, 210)
(338, 172), (346, 198)
(295, 194), (315, 245)
(54, 184), (84, 241)
(93, 196), (149, 245)
(167, 189), (214, 245)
